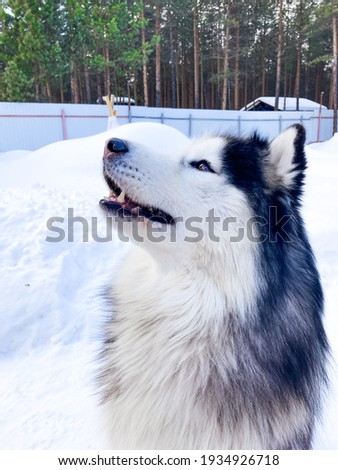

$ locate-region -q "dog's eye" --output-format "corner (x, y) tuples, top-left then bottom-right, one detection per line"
(190, 160), (215, 173)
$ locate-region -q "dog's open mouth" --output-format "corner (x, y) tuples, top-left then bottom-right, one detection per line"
(100, 173), (175, 225)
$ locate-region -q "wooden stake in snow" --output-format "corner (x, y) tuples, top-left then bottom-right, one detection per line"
(104, 95), (119, 131)
(333, 12), (337, 135)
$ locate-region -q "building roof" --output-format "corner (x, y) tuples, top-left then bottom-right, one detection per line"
(241, 96), (327, 111)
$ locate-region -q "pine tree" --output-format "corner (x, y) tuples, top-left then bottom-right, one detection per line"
(0, 0), (335, 113)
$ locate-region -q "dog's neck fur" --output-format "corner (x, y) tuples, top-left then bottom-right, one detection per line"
(103, 247), (242, 448)
(102, 244), (304, 449)
(123, 231), (260, 322)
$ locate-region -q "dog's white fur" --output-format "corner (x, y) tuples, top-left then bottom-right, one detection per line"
(99, 130), (315, 449)
(101, 248), (309, 449)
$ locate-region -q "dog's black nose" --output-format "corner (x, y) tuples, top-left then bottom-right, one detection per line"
(104, 138), (129, 157)
(107, 138), (129, 153)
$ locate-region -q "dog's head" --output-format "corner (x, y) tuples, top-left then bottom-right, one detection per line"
(100, 124), (306, 264)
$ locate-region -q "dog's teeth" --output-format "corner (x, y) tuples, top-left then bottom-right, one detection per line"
(117, 191), (126, 203)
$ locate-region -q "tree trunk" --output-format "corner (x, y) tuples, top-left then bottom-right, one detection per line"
(133, 70), (138, 106)
(168, 8), (177, 108)
(35, 83), (40, 102)
(46, 82), (52, 102)
(211, 51), (215, 108)
(244, 54), (248, 108)
(315, 63), (321, 103)
(104, 44), (110, 96)
(163, 63), (167, 106)
(71, 60), (80, 104)
(234, 21), (240, 109)
(283, 10), (289, 110)
(329, 66), (334, 109)
(333, 11), (337, 134)
(288, 60), (293, 97)
(304, 52), (309, 98)
(84, 63), (91, 103)
(200, 44), (204, 109)
(294, 0), (303, 111)
(216, 0), (222, 108)
(141, 8), (149, 106)
(261, 21), (266, 97)
(274, 0), (283, 111)
(60, 75), (64, 103)
(34, 62), (40, 102)
(182, 54), (187, 108)
(222, 1), (230, 110)
(96, 72), (102, 103)
(189, 73), (194, 108)
(167, 72), (171, 107)
(176, 53), (180, 108)
(193, 4), (199, 109)
(283, 50), (287, 110)
(155, 2), (161, 107)
(113, 69), (118, 100)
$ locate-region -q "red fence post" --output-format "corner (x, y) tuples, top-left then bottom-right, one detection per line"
(61, 109), (67, 140)
(317, 92), (324, 142)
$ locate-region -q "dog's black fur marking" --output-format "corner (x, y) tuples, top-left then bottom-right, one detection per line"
(218, 125), (328, 448)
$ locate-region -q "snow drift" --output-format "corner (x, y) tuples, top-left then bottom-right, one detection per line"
(0, 124), (337, 449)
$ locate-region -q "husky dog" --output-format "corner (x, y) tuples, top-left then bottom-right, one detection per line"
(99, 124), (328, 449)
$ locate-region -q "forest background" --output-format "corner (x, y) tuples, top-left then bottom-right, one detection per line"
(0, 0), (337, 116)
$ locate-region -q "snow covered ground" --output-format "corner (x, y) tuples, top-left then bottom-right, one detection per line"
(0, 123), (337, 449)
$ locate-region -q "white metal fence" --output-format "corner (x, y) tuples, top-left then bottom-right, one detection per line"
(0, 101), (335, 152)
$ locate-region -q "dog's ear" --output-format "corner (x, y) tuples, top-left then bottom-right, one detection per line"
(266, 124), (306, 198)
